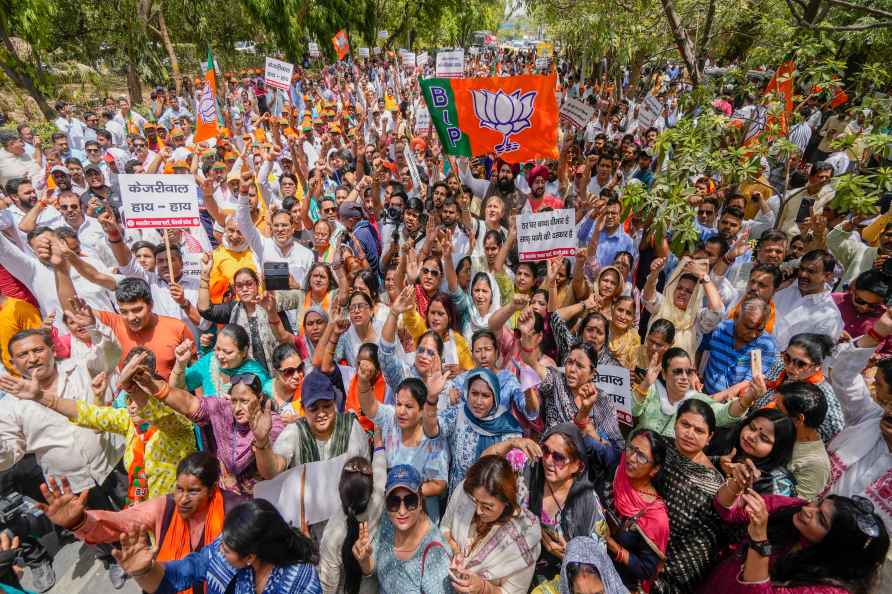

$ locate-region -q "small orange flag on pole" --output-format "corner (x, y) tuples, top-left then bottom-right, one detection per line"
(332, 30), (350, 61)
(194, 50), (219, 143)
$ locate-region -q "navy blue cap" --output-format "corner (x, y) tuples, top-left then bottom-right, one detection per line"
(385, 464), (422, 496)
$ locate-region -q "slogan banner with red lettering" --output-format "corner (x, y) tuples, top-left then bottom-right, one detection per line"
(419, 74), (559, 163)
(332, 30), (350, 60)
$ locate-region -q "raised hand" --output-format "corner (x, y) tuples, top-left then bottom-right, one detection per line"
(200, 253), (213, 278)
(577, 383), (598, 417)
(423, 352), (448, 397)
(249, 397), (273, 444)
(0, 373), (42, 401)
(351, 521), (373, 571)
(111, 529), (157, 577)
(649, 257), (667, 276)
(91, 372), (109, 402)
(405, 247), (420, 283)
(517, 307), (535, 336)
(357, 358), (377, 391)
(174, 339), (194, 367)
(644, 351), (661, 387)
(390, 285), (416, 315)
(169, 282), (187, 306)
(741, 489), (769, 541)
(38, 476), (88, 530)
(65, 297), (96, 328)
(39, 310), (56, 332)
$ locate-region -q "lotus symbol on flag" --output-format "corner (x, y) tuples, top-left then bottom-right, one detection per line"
(470, 88), (536, 154)
(198, 84), (216, 123)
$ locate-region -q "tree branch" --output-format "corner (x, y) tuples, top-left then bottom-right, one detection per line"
(824, 0), (892, 19)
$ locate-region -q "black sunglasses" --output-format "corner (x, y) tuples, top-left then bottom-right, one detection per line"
(230, 373), (261, 391)
(385, 492), (419, 513)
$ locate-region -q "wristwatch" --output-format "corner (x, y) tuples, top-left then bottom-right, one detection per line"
(699, 274), (712, 284)
(748, 538), (772, 557)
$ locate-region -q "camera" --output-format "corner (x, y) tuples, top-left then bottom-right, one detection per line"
(0, 493), (54, 540)
(384, 206), (403, 224)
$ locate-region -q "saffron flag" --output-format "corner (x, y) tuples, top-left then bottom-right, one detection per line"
(332, 30), (350, 61)
(419, 74), (559, 163)
(764, 60), (795, 134)
(194, 50), (219, 143)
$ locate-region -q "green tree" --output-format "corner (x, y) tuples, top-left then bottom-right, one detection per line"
(0, 0), (58, 118)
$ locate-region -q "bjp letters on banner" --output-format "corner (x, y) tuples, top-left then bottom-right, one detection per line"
(332, 30), (350, 60)
(194, 51), (219, 143)
(419, 74), (559, 163)
(594, 365), (633, 426)
(120, 174), (200, 229)
(517, 208), (576, 261)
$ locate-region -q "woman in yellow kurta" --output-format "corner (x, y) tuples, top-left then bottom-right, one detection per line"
(402, 292), (474, 371)
(208, 215), (258, 304)
(609, 295), (641, 370)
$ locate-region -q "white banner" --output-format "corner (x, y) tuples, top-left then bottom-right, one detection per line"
(638, 94), (663, 129)
(358, 47), (370, 58)
(535, 56), (550, 69)
(436, 49), (464, 78)
(255, 453), (348, 528)
(403, 144), (423, 191)
(560, 97), (596, 129)
(416, 51), (429, 67)
(120, 174), (199, 229)
(378, 30), (389, 39)
(594, 364), (633, 426)
(402, 52), (416, 67)
(468, 46), (479, 56)
(414, 105), (431, 133)
(264, 57), (293, 91)
(308, 42), (320, 58)
(517, 208), (576, 261)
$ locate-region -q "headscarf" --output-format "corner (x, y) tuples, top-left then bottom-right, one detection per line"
(558, 537), (630, 594)
(301, 306), (329, 363)
(468, 271), (503, 336)
(645, 265), (704, 359)
(612, 453), (669, 580)
(462, 368), (521, 458)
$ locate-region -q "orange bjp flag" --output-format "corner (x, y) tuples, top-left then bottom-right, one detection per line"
(332, 30), (350, 61)
(419, 74), (559, 163)
(194, 50), (219, 143)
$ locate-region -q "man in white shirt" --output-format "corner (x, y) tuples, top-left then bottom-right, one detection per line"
(776, 162), (835, 237)
(0, 330), (126, 585)
(114, 96), (147, 136)
(0, 177), (63, 249)
(54, 191), (116, 267)
(772, 249), (843, 349)
(101, 110), (127, 147)
(53, 101), (87, 152)
(0, 132), (42, 187)
(236, 191), (314, 286)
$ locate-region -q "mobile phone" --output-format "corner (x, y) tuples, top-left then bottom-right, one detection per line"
(751, 349), (762, 371)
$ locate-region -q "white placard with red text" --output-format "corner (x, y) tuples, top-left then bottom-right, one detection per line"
(265, 57), (293, 91)
(518, 208), (576, 261)
(120, 174), (200, 229)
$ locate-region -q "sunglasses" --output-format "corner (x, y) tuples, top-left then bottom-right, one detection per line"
(385, 492), (419, 513)
(416, 346), (437, 358)
(542, 444), (570, 468)
(697, 209), (713, 216)
(421, 267), (441, 277)
(850, 495), (882, 539)
(133, 143), (147, 149)
(230, 373), (260, 389)
(348, 302), (370, 312)
(85, 148), (100, 154)
(783, 352), (814, 369)
(278, 366), (301, 378)
(670, 367), (696, 377)
(853, 293), (883, 310)
(58, 204), (80, 211)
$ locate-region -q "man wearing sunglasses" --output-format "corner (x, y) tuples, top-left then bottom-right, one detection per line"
(832, 269), (892, 358)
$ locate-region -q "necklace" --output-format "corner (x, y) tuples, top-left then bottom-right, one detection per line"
(633, 485), (659, 497)
(545, 480), (568, 517)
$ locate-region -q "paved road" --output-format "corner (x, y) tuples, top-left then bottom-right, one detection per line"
(18, 540), (140, 594)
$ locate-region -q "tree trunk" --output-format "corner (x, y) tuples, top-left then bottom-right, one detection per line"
(0, 61), (55, 120)
(660, 0), (701, 84)
(156, 8), (181, 95)
(127, 53), (143, 105)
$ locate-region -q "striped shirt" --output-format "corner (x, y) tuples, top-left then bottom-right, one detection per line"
(702, 319), (777, 394)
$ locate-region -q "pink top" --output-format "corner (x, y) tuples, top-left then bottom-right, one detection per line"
(75, 495), (207, 550)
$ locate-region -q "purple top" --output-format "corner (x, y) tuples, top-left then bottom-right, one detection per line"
(191, 397), (284, 497)
(698, 495), (848, 594)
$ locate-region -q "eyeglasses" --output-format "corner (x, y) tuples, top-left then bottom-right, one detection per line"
(323, 207), (337, 214)
(670, 367), (696, 377)
(697, 209), (713, 216)
(349, 303), (370, 313)
(783, 352), (814, 369)
(234, 281), (256, 290)
(343, 461), (373, 476)
(133, 143), (147, 149)
(85, 148), (100, 154)
(58, 204), (80, 211)
(416, 346), (437, 358)
(385, 492), (419, 513)
(421, 267), (441, 277)
(278, 366), (301, 378)
(625, 443), (652, 465)
(542, 444), (570, 468)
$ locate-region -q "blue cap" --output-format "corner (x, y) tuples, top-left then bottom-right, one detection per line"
(385, 464), (422, 496)
(301, 369), (336, 409)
